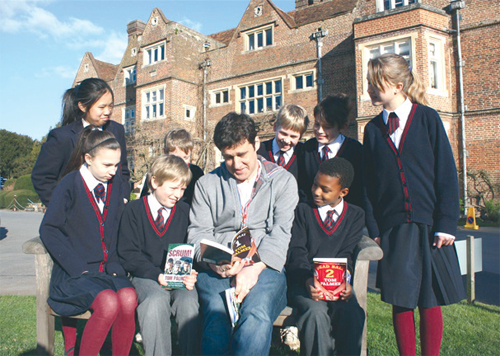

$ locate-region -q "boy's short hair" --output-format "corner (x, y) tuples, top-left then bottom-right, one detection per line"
(163, 129), (194, 154)
(313, 94), (351, 129)
(318, 157), (354, 189)
(214, 112), (257, 150)
(148, 155), (192, 190)
(275, 104), (309, 135)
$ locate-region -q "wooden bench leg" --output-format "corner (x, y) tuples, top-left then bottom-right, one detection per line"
(35, 253), (55, 355)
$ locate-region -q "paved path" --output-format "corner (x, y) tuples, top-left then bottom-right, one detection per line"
(0, 210), (43, 295)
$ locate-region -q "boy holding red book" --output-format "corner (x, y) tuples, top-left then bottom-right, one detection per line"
(286, 157), (365, 356)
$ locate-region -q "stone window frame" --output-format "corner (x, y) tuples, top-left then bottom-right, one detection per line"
(426, 34), (448, 97)
(123, 107), (136, 134)
(376, 0), (418, 12)
(243, 24), (275, 52)
(238, 76), (284, 115)
(210, 88), (231, 107)
(288, 70), (316, 93)
(141, 85), (166, 121)
(358, 34), (416, 101)
(183, 104), (196, 121)
(143, 41), (166, 66)
(123, 65), (137, 86)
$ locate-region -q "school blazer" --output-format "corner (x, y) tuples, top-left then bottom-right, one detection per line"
(32, 119), (130, 206)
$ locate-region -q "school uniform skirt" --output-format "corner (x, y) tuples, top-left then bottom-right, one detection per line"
(48, 263), (133, 316)
(376, 222), (465, 309)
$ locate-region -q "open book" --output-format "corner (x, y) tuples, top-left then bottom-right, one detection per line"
(313, 258), (347, 301)
(200, 227), (260, 266)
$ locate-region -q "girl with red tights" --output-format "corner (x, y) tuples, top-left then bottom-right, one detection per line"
(363, 53), (465, 355)
(40, 128), (137, 355)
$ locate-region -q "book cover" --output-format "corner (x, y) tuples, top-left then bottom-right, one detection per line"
(313, 258), (347, 301)
(163, 243), (194, 289)
(225, 287), (240, 328)
(200, 227), (260, 266)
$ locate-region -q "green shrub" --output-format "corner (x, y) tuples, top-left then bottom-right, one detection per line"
(13, 175), (35, 192)
(130, 192), (137, 201)
(484, 199), (500, 223)
(0, 189), (40, 209)
(3, 178), (16, 190)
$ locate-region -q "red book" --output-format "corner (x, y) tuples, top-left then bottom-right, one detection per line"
(313, 258), (347, 301)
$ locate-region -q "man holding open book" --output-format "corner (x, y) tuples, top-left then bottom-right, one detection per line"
(187, 112), (299, 355)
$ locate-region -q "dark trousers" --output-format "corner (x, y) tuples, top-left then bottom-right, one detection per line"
(289, 284), (365, 356)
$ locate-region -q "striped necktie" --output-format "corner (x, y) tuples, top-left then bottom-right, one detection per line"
(155, 208), (165, 231)
(277, 151), (286, 167)
(94, 183), (105, 203)
(321, 146), (331, 162)
(324, 210), (337, 230)
(387, 112), (400, 135)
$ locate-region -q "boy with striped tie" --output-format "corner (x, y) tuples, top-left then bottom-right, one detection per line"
(118, 155), (200, 356)
(286, 157), (365, 356)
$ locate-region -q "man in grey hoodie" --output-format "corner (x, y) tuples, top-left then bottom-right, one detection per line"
(188, 112), (299, 355)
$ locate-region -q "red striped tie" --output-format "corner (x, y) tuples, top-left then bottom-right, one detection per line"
(94, 184), (105, 203)
(387, 112), (399, 135)
(155, 208), (165, 231)
(321, 146), (331, 162)
(277, 151), (286, 167)
(324, 210), (336, 230)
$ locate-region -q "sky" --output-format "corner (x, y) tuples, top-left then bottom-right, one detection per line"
(0, 0), (296, 141)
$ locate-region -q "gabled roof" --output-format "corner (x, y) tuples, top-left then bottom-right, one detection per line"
(289, 0), (357, 27)
(208, 28), (236, 45)
(92, 57), (118, 82)
(268, 0), (297, 28)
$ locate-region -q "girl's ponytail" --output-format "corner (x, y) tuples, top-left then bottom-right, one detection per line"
(367, 53), (428, 106)
(63, 127), (120, 177)
(61, 78), (114, 126)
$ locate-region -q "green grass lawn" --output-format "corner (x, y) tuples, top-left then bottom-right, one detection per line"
(1, 293), (499, 355)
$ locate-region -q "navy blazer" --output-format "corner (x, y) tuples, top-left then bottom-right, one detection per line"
(32, 119), (130, 206)
(39, 169), (126, 278)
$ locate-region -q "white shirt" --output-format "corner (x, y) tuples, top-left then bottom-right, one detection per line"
(80, 164), (107, 213)
(272, 138), (294, 165)
(317, 134), (345, 160)
(317, 198), (344, 223)
(82, 119), (102, 130)
(382, 98), (412, 149)
(237, 161), (262, 210)
(148, 194), (172, 221)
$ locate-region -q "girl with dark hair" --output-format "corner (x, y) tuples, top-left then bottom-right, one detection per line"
(40, 128), (137, 356)
(32, 78), (130, 206)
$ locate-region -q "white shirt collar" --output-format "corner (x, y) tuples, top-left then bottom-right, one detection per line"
(317, 134), (345, 158)
(79, 163), (106, 192)
(272, 138), (294, 162)
(382, 98), (413, 127)
(317, 198), (344, 222)
(82, 119), (103, 130)
(148, 193), (172, 220)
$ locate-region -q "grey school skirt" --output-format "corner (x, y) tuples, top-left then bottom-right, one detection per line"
(376, 222), (465, 309)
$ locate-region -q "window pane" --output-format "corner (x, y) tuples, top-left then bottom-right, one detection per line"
(257, 84), (263, 96)
(147, 49), (152, 64)
(275, 80), (282, 93)
(216, 93), (221, 104)
(153, 105), (157, 118)
(382, 44), (394, 54)
(296, 76), (303, 89)
(257, 31), (263, 48)
(249, 86), (255, 98)
(266, 29), (272, 46)
(159, 89), (164, 100)
(306, 74), (313, 87)
(186, 109), (190, 118)
(240, 87), (246, 99)
(384, 0), (390, 10)
(152, 91), (157, 102)
(160, 45), (165, 60)
(369, 48), (380, 59)
(398, 41), (410, 57)
(131, 109), (135, 118)
(154, 48), (158, 62)
(266, 97), (273, 111)
(275, 95), (282, 110)
(146, 92), (150, 103)
(240, 102), (246, 113)
(266, 82), (272, 94)
(395, 0), (403, 7)
(257, 98), (264, 113)
(146, 106), (150, 119)
(223, 90), (229, 103)
(249, 34), (254, 50)
(249, 100), (255, 114)
(430, 61), (438, 89)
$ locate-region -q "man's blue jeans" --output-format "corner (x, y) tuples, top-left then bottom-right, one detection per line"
(196, 267), (287, 356)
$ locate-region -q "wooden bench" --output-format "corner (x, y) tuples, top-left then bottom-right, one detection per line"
(272, 235), (383, 356)
(24, 235), (382, 356)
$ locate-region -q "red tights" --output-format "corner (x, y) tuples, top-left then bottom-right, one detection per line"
(392, 305), (443, 356)
(62, 287), (137, 356)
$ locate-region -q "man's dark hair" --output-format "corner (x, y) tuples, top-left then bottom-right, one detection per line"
(318, 157), (354, 189)
(213, 112), (257, 150)
(313, 93), (351, 129)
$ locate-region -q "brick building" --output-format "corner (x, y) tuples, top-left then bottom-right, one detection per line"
(73, 0), (500, 204)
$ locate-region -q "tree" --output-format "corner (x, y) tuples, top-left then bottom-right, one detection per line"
(0, 130), (34, 178)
